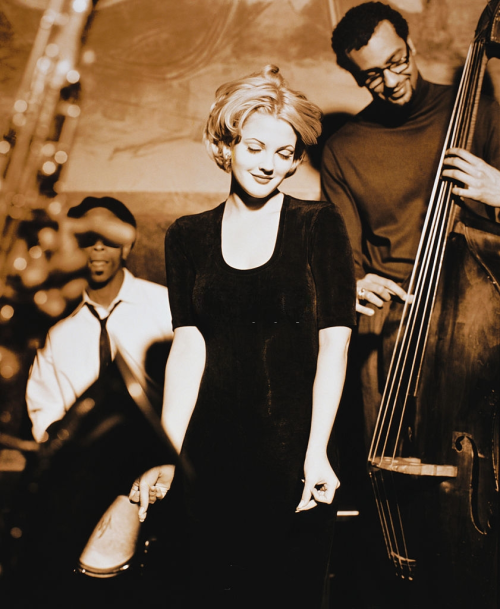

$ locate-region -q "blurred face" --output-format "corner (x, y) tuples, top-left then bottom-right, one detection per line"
(348, 20), (418, 106)
(228, 111), (298, 199)
(79, 208), (132, 286)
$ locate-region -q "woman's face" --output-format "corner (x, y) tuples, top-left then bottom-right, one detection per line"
(229, 111), (298, 199)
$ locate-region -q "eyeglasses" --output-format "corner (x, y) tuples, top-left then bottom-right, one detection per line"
(76, 232), (121, 249)
(356, 42), (411, 90)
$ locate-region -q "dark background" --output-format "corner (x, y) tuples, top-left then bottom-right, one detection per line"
(0, 1), (498, 607)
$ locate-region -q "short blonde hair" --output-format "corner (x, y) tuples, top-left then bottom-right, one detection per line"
(203, 65), (322, 175)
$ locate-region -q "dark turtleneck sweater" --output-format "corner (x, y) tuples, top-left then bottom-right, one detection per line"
(321, 75), (500, 282)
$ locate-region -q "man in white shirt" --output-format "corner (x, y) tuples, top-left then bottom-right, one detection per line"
(26, 196), (173, 442)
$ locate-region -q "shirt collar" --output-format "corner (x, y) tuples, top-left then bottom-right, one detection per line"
(105, 267), (139, 305)
(73, 268), (139, 316)
(362, 72), (432, 126)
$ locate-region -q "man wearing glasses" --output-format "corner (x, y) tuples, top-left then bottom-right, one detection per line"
(26, 196), (173, 442)
(321, 1), (500, 449)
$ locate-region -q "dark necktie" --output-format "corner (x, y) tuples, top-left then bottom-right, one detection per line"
(86, 301), (121, 376)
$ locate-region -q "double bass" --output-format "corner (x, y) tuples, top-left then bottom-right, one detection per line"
(368, 2), (500, 607)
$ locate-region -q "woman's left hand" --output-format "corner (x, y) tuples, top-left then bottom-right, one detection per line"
(295, 454), (340, 512)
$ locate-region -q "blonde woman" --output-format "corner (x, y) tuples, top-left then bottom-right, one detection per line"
(131, 65), (356, 608)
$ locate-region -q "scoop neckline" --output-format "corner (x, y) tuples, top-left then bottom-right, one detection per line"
(218, 194), (289, 274)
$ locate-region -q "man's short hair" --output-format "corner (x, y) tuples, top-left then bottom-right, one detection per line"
(67, 196), (137, 228)
(331, 2), (410, 75)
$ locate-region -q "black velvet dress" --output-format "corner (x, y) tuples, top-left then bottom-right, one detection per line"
(164, 195), (356, 608)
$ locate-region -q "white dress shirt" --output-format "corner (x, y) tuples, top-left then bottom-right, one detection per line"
(26, 269), (173, 442)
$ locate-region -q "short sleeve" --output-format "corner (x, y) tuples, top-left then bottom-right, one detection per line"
(310, 204), (357, 330)
(164, 220), (197, 329)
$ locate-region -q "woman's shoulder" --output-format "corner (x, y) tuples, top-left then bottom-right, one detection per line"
(286, 196), (349, 245)
(166, 203), (224, 240)
(286, 196), (344, 222)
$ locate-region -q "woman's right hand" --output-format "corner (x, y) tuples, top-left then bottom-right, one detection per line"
(129, 464), (175, 522)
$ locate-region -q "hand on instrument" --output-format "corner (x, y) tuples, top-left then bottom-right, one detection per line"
(295, 454), (339, 512)
(356, 273), (409, 316)
(443, 147), (500, 207)
(129, 464), (175, 522)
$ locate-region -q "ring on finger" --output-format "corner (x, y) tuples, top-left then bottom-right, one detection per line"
(357, 287), (366, 300)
